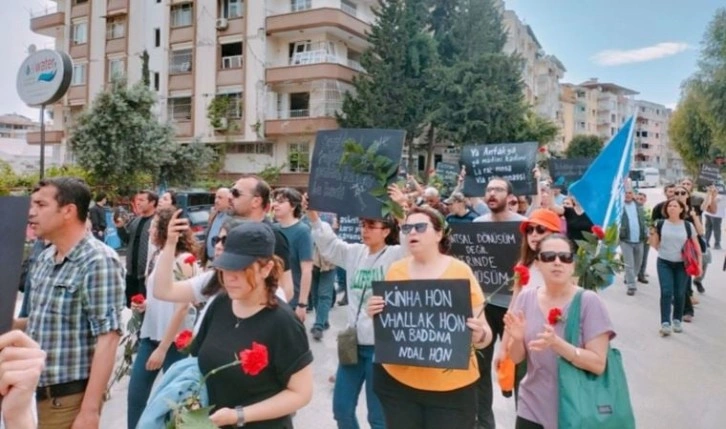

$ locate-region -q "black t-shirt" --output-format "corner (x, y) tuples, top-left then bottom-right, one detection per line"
(191, 294), (312, 429)
(264, 218), (291, 272)
(564, 207), (594, 246)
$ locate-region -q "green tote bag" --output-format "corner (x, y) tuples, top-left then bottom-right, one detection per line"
(557, 290), (636, 429)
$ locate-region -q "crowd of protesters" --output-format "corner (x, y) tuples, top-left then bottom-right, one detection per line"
(1, 165), (718, 429)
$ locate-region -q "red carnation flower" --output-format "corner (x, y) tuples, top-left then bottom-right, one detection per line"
(239, 342), (269, 376)
(591, 225), (605, 240)
(131, 294), (145, 305)
(184, 255), (197, 265)
(538, 146), (547, 153)
(547, 308), (563, 325)
(174, 329), (193, 351)
(513, 264), (531, 287)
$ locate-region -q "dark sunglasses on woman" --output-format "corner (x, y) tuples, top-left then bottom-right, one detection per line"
(401, 223), (429, 235)
(538, 251), (574, 264)
(211, 235), (227, 247)
(525, 225), (550, 235)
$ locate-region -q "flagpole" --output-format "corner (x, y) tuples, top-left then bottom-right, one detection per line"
(601, 115), (636, 227)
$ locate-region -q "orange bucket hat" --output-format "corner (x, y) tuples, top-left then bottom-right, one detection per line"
(519, 208), (562, 234)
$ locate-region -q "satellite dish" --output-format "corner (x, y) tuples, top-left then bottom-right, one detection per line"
(28, 44), (37, 54)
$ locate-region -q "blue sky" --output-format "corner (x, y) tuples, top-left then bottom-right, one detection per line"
(0, 1), (723, 119)
(505, 0), (724, 108)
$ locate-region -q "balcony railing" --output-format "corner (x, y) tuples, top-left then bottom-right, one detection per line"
(281, 49), (365, 72)
(341, 2), (357, 16)
(222, 55), (243, 69)
(271, 103), (342, 120)
(31, 5), (59, 17)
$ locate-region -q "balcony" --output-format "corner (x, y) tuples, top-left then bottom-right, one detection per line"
(30, 7), (65, 37)
(106, 37), (126, 54)
(68, 85), (87, 105)
(265, 113), (338, 136)
(69, 43), (89, 58)
(267, 7), (371, 40)
(71, 2), (90, 18)
(217, 67), (244, 87)
(267, 62), (360, 84)
(26, 130), (65, 145)
(107, 0), (129, 16)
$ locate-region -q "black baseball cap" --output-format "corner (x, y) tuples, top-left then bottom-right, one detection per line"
(212, 222), (275, 271)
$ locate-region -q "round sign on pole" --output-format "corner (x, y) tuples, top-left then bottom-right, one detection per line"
(16, 49), (73, 107)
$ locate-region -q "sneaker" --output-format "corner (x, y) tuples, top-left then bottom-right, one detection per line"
(311, 327), (323, 341)
(715, 245), (722, 250)
(626, 289), (635, 296)
(673, 320), (683, 333)
(694, 280), (705, 294)
(337, 297), (349, 306)
(659, 323), (671, 337)
(683, 314), (694, 323)
(637, 276), (649, 284)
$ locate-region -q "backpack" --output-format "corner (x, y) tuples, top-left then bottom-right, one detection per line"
(655, 219), (707, 252)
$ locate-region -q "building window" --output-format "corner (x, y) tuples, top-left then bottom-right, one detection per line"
(218, 92), (243, 118)
(289, 92), (310, 117)
(228, 142), (272, 155)
(168, 96), (192, 121)
(153, 72), (160, 91)
(221, 0), (243, 19)
(108, 58), (125, 81)
(655, 133), (659, 139)
(221, 42), (243, 69)
(641, 131), (648, 138)
(611, 114), (616, 122)
(106, 17), (125, 40)
(74, 0), (88, 4)
(170, 49), (193, 74)
(288, 142), (310, 172)
(72, 63), (86, 86)
(71, 22), (87, 44)
(154, 28), (161, 47)
(291, 0), (311, 12)
(171, 4), (193, 28)
(341, 0), (357, 16)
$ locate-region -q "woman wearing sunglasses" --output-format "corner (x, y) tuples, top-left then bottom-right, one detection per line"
(367, 206), (492, 429)
(504, 234), (615, 429)
(305, 194), (405, 429)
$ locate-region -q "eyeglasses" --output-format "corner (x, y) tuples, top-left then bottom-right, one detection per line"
(211, 235), (227, 247)
(538, 251), (575, 264)
(230, 188), (243, 198)
(525, 225), (549, 235)
(674, 191), (688, 196)
(486, 186), (507, 194)
(401, 222), (429, 235)
(508, 201), (518, 207)
(360, 221), (384, 230)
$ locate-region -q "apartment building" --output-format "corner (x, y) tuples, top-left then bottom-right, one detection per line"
(29, 0), (374, 187)
(0, 114), (40, 139)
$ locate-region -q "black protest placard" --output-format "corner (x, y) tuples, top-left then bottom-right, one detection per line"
(449, 222), (522, 308)
(697, 163), (726, 193)
(337, 215), (361, 243)
(435, 162), (460, 194)
(460, 142), (538, 196)
(548, 158), (592, 193)
(0, 197), (31, 334)
(308, 129), (405, 219)
(372, 280), (473, 370)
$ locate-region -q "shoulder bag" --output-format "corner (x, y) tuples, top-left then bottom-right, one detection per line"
(558, 290), (636, 429)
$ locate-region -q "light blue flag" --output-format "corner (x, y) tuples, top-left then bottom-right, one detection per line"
(569, 116), (636, 229)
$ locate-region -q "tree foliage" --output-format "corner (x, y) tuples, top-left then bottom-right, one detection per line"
(565, 135), (604, 159)
(68, 79), (216, 189)
(669, 83), (716, 172)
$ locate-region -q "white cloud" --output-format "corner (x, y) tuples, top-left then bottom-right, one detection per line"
(591, 42), (690, 66)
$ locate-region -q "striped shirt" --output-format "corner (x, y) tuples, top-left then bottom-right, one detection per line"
(27, 234), (126, 387)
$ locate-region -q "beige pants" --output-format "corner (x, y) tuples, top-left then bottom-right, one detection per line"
(37, 392), (84, 429)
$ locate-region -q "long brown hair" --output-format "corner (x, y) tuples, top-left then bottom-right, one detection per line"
(218, 255), (284, 308)
(155, 207), (199, 257)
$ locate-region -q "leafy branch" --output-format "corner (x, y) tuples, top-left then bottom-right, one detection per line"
(574, 224), (624, 291)
(340, 138), (404, 219)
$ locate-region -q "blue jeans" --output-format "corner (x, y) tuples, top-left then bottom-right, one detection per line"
(311, 267), (335, 330)
(127, 337), (186, 429)
(333, 345), (385, 429)
(336, 267), (347, 292)
(656, 258), (688, 325)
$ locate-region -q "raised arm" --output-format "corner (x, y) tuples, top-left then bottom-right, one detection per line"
(153, 210), (197, 303)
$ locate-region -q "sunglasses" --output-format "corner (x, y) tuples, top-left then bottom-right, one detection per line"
(401, 222), (429, 235)
(211, 235), (227, 247)
(525, 225), (549, 235)
(674, 191), (688, 196)
(230, 188), (243, 198)
(538, 251), (575, 264)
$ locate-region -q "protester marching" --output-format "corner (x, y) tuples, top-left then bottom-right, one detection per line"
(2, 120), (726, 429)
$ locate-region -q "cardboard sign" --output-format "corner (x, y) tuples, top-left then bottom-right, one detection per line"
(449, 222), (522, 308)
(373, 279), (473, 369)
(697, 163), (726, 194)
(435, 162), (460, 194)
(0, 197), (31, 334)
(308, 129), (406, 219)
(549, 158), (592, 194)
(460, 142), (538, 196)
(338, 215), (361, 243)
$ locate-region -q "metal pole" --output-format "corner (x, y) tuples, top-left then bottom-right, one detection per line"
(39, 104), (45, 179)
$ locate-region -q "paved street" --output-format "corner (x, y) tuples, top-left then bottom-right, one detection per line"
(17, 188), (726, 428)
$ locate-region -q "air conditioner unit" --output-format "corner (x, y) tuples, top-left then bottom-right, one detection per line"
(215, 18), (228, 30)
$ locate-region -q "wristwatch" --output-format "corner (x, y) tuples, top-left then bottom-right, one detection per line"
(297, 302), (308, 309)
(235, 406), (246, 427)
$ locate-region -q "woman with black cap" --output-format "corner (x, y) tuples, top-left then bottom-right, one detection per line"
(185, 221), (313, 428)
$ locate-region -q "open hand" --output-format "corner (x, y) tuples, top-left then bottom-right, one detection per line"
(528, 324), (559, 352)
(503, 311), (526, 342)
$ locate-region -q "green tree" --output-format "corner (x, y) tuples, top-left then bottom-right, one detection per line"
(337, 0), (437, 170)
(669, 83), (715, 172)
(698, 8), (726, 143)
(565, 135), (604, 158)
